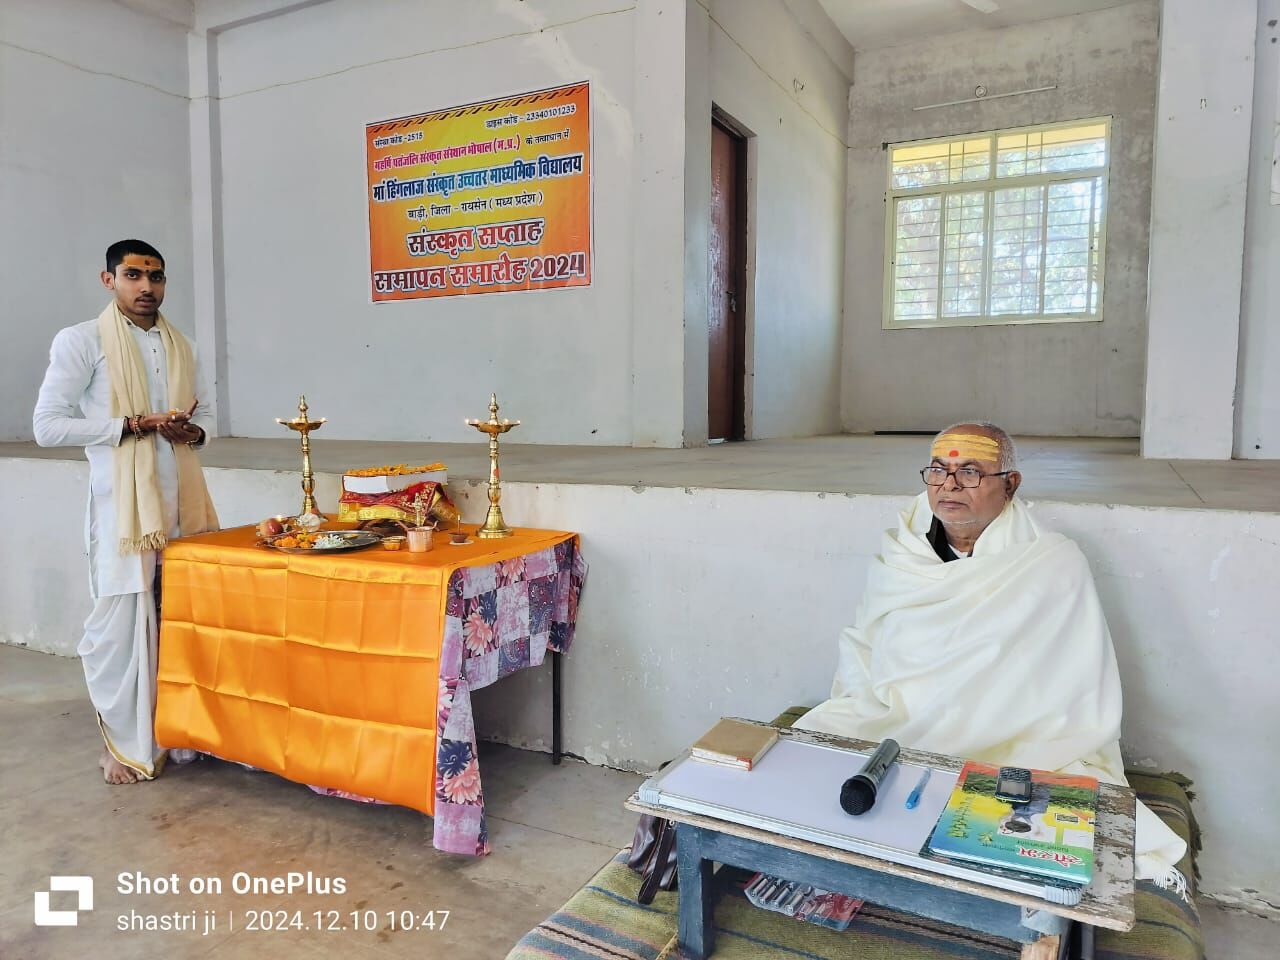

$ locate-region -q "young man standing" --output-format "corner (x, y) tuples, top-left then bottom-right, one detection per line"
(33, 240), (219, 784)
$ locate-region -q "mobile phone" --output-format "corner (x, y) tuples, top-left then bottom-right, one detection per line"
(995, 766), (1033, 803)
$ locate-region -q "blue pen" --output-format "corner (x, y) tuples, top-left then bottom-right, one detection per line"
(905, 767), (932, 809)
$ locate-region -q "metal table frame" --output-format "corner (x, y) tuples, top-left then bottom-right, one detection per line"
(675, 821), (1072, 960)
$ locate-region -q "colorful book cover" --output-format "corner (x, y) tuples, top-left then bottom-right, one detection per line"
(923, 761), (1098, 886)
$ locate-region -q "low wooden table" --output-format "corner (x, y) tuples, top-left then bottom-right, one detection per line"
(626, 725), (1135, 960)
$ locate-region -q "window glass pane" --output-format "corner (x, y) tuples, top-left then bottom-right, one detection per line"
(1043, 178), (1100, 314)
(996, 123), (1105, 178)
(887, 120), (1108, 326)
(891, 142), (950, 190)
(892, 137), (990, 189)
(941, 191), (986, 317)
(989, 186), (1044, 315)
(1088, 178), (1104, 312)
(951, 137), (991, 183)
(996, 131), (1042, 178)
(893, 195), (942, 322)
(1042, 123), (1107, 173)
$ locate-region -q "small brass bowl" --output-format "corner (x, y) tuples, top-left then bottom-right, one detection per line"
(381, 535), (406, 552)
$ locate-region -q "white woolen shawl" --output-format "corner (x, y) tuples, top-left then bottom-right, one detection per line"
(796, 492), (1187, 889)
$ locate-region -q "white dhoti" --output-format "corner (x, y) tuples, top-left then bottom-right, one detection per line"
(80, 581), (165, 779)
(34, 305), (220, 782)
(797, 492), (1188, 891)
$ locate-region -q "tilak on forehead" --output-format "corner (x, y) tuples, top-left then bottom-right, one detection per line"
(931, 432), (1001, 462)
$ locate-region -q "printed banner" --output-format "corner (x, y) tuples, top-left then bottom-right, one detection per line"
(365, 82), (591, 301)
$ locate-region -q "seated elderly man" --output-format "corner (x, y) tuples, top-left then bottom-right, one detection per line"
(796, 422), (1187, 889)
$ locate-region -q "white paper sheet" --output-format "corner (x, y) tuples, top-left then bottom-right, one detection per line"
(645, 738), (956, 857)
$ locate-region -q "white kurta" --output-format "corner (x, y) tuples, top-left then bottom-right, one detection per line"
(34, 318), (213, 596)
(797, 492), (1187, 887)
(34, 317), (213, 776)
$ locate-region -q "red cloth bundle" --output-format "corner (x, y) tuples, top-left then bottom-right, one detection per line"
(337, 481), (458, 524)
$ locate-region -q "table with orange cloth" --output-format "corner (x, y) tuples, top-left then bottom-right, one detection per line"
(154, 522), (586, 856)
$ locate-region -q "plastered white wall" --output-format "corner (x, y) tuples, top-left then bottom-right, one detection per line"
(841, 2), (1159, 438)
(631, 0), (699, 447)
(1235, 2), (1280, 459)
(706, 0), (848, 440)
(5, 455), (1277, 906)
(209, 0), (848, 448)
(0, 0), (194, 441)
(209, 0), (637, 445)
(1142, 0), (1257, 460)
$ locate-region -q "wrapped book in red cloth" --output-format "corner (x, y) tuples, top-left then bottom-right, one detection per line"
(337, 480), (459, 525)
(743, 873), (864, 931)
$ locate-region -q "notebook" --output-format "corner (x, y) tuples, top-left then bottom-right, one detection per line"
(690, 718), (779, 771)
(921, 761), (1098, 888)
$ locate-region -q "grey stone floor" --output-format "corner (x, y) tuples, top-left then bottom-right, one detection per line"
(1, 645), (1274, 959)
(3, 433), (1278, 512)
(0, 645), (642, 960)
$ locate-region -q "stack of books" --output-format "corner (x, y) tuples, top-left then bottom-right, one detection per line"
(920, 760), (1099, 901)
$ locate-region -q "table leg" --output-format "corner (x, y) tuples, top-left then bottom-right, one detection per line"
(1020, 934), (1063, 960)
(675, 825), (717, 960)
(1079, 923), (1095, 960)
(551, 650), (562, 765)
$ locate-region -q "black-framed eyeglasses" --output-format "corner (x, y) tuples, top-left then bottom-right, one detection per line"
(920, 466), (1011, 488)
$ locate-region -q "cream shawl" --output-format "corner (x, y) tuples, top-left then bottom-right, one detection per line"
(98, 301), (219, 553)
(797, 492), (1187, 888)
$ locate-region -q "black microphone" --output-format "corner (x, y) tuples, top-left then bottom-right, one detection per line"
(839, 738), (901, 815)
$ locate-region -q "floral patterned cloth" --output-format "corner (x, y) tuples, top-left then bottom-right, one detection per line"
(308, 537), (587, 856)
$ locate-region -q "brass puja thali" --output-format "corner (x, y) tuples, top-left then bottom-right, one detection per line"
(257, 530), (381, 554)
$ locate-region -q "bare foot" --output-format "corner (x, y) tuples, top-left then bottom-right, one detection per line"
(100, 750), (139, 785)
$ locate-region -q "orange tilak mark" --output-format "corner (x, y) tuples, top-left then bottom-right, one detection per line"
(931, 433), (1001, 461)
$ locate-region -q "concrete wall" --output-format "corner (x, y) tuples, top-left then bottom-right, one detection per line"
(631, 0), (710, 448)
(1235, 2), (1280, 458)
(841, 2), (1159, 437)
(704, 0), (849, 439)
(0, 0), (193, 441)
(1142, 0), (1257, 460)
(4, 455), (1277, 908)
(204, 0), (849, 448)
(209, 0), (639, 446)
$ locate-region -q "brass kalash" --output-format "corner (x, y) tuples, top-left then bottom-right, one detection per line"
(275, 395), (326, 523)
(465, 393), (521, 538)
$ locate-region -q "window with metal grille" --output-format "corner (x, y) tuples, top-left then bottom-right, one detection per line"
(884, 118), (1110, 329)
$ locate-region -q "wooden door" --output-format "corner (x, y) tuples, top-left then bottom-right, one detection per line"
(709, 120), (747, 442)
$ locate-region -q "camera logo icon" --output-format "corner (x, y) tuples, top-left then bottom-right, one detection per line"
(34, 876), (94, 926)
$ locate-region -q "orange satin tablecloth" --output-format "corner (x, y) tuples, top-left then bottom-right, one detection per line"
(155, 522), (583, 855)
